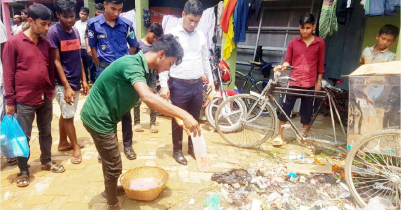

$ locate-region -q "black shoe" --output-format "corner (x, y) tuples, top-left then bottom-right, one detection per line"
(188, 147), (196, 160)
(173, 152), (187, 165)
(124, 147), (137, 160)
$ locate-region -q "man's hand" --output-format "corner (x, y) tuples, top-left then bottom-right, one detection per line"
(82, 81), (89, 96)
(6, 105), (15, 115)
(86, 48), (92, 57)
(183, 115), (201, 137)
(64, 87), (75, 105)
(315, 81), (322, 92)
(207, 81), (215, 91)
(160, 87), (170, 100)
(273, 65), (288, 72)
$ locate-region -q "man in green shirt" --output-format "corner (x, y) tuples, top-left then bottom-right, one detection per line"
(81, 35), (200, 210)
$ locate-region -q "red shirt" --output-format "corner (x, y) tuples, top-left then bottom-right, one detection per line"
(3, 32), (55, 106)
(285, 36), (325, 88)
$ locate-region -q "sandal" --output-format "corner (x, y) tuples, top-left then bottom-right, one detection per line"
(272, 136), (284, 147)
(7, 158), (17, 165)
(58, 143), (85, 151)
(41, 161), (66, 173)
(71, 154), (82, 164)
(150, 125), (159, 133)
(16, 171), (30, 187)
(134, 124), (144, 132)
(100, 185), (126, 198)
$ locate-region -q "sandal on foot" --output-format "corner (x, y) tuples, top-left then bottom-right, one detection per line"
(100, 186), (126, 198)
(150, 125), (158, 133)
(134, 124), (144, 132)
(272, 137), (284, 147)
(16, 171), (30, 187)
(58, 143), (85, 151)
(71, 155), (82, 164)
(7, 158), (17, 165)
(41, 161), (66, 173)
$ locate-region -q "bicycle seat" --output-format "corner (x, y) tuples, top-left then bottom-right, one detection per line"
(328, 77), (344, 85)
(248, 61), (262, 66)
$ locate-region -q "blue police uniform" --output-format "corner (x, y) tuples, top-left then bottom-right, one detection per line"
(87, 13), (139, 152)
(87, 14), (138, 78)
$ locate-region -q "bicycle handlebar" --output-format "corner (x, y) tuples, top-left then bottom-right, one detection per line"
(278, 76), (297, 82)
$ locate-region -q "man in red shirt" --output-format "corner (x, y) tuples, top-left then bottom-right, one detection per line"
(273, 14), (325, 146)
(3, 4), (66, 188)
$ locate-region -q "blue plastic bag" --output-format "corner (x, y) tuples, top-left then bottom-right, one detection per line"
(0, 115), (29, 158)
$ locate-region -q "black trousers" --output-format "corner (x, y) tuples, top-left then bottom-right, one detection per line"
(16, 98), (53, 172)
(278, 86), (315, 125)
(169, 78), (203, 152)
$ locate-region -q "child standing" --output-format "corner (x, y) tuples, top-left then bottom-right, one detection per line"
(273, 14), (325, 146)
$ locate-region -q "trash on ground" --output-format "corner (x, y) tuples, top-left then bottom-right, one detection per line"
(204, 194), (221, 210)
(286, 162), (332, 175)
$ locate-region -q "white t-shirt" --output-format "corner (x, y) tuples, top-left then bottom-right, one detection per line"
(74, 20), (87, 49)
(12, 24), (22, 35)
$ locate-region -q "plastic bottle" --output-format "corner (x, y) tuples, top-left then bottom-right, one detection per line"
(190, 132), (208, 172)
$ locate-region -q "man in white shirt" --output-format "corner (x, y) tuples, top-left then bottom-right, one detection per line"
(159, 0), (214, 165)
(74, 7), (91, 83)
(11, 15), (23, 35)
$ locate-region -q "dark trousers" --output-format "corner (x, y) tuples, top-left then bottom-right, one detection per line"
(278, 86), (315, 125)
(133, 101), (157, 125)
(169, 78), (203, 152)
(89, 61), (97, 83)
(81, 49), (92, 82)
(83, 123), (121, 206)
(16, 98), (53, 172)
(96, 65), (132, 148)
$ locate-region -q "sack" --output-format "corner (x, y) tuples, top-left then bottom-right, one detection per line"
(0, 115), (29, 158)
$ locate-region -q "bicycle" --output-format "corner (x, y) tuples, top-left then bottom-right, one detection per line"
(323, 78), (349, 126)
(235, 61), (277, 94)
(214, 70), (400, 207)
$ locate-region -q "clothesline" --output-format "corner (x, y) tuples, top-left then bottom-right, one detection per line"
(140, 2), (221, 18)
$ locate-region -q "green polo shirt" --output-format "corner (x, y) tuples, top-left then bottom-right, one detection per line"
(81, 51), (152, 134)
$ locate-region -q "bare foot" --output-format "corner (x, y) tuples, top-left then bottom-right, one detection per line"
(71, 146), (82, 164)
(134, 124), (144, 132)
(58, 143), (84, 151)
(108, 204), (121, 210)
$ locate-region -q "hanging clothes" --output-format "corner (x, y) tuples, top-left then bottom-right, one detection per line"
(217, 1), (224, 38)
(336, 0), (354, 26)
(223, 16), (235, 60)
(365, 0), (400, 16)
(162, 15), (182, 33)
(220, 0), (238, 33)
(247, 0), (263, 27)
(120, 9), (136, 33)
(197, 7), (216, 51)
(319, 0), (338, 39)
(234, 0), (248, 43)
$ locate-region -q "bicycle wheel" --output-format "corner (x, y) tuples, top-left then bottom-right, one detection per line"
(215, 94), (277, 148)
(345, 129), (401, 208)
(244, 79), (270, 95)
(205, 97), (222, 129)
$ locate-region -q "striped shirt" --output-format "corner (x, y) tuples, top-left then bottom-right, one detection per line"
(360, 46), (396, 65)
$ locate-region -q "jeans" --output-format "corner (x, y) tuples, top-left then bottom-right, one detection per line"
(83, 123), (121, 206)
(133, 101), (157, 125)
(278, 86), (315, 125)
(16, 98), (53, 172)
(81, 49), (92, 82)
(169, 78), (203, 152)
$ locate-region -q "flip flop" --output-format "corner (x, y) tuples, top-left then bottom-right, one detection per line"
(7, 158), (17, 165)
(41, 161), (66, 173)
(71, 154), (82, 164)
(134, 124), (144, 132)
(272, 136), (284, 147)
(150, 125), (159, 133)
(58, 143), (85, 151)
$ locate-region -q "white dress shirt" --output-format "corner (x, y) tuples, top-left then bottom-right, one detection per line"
(159, 25), (213, 88)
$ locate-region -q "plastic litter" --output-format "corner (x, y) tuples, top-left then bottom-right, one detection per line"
(288, 173), (297, 178)
(129, 178), (163, 190)
(267, 191), (281, 202)
(362, 196), (394, 210)
(211, 169), (252, 185)
(0, 115), (29, 158)
(251, 199), (262, 210)
(190, 132), (208, 172)
(188, 198), (195, 205)
(204, 194), (221, 210)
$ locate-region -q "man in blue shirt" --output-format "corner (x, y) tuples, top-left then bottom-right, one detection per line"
(88, 0), (138, 161)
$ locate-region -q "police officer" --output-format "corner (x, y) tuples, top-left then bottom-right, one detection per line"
(88, 0), (138, 161)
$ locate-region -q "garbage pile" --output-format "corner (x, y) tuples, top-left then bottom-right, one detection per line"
(210, 158), (357, 210)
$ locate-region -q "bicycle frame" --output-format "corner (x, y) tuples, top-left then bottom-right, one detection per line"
(245, 76), (347, 148)
(235, 63), (273, 93)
